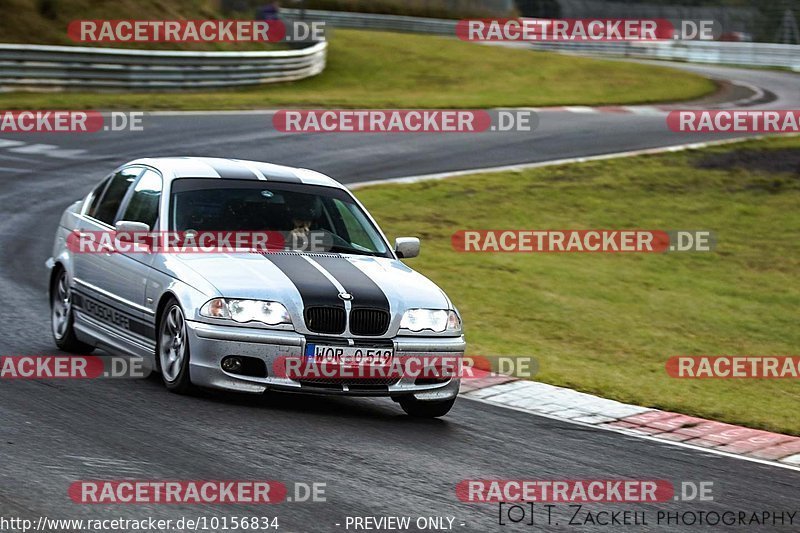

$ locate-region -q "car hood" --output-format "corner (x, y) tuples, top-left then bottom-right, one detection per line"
(172, 252), (450, 314)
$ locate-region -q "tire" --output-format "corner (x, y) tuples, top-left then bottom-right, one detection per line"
(50, 268), (94, 353)
(398, 396), (456, 418)
(157, 299), (194, 394)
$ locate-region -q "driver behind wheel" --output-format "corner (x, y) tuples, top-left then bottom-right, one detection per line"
(286, 193), (321, 251)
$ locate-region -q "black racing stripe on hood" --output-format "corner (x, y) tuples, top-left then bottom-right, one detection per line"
(264, 255), (344, 309)
(310, 256), (390, 311)
(253, 163), (303, 183)
(207, 160), (259, 180)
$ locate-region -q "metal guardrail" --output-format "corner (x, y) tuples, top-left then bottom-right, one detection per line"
(0, 41), (327, 90)
(282, 9), (457, 35)
(282, 9), (800, 71)
(0, 10), (795, 92)
(523, 40), (800, 71)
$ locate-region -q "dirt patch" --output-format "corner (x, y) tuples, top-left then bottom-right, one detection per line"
(694, 148), (800, 176)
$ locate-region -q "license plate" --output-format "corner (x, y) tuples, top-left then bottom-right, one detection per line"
(305, 344), (393, 366)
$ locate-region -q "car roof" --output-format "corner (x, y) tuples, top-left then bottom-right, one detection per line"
(125, 157), (345, 189)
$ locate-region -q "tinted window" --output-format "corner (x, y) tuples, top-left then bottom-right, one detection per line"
(85, 177), (110, 218)
(120, 170), (162, 228)
(93, 167), (142, 225)
(170, 179), (389, 256)
(333, 198), (375, 251)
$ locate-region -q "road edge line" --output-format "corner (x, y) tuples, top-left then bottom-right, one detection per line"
(351, 136), (800, 471)
(463, 394), (800, 473)
(347, 137), (763, 190)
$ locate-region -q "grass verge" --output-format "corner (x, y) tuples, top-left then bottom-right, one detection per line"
(0, 30), (715, 110)
(0, 0), (282, 50)
(354, 136), (800, 435)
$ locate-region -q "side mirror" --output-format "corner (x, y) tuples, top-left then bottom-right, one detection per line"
(394, 237), (420, 259)
(115, 221), (150, 243)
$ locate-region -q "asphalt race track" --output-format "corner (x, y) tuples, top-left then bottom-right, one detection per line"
(1, 61), (798, 531)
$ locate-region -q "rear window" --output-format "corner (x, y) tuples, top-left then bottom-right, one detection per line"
(92, 167), (142, 225)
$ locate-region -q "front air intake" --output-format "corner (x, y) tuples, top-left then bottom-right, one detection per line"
(304, 306), (346, 334)
(349, 308), (390, 336)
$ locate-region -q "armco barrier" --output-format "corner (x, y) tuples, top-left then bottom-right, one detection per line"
(282, 9), (800, 70)
(0, 41), (327, 90)
(282, 9), (456, 35)
(1, 11), (796, 91)
(522, 40), (800, 70)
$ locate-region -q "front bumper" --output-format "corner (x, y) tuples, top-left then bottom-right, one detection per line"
(186, 321), (465, 400)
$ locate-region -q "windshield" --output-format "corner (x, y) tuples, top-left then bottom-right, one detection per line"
(169, 178), (390, 257)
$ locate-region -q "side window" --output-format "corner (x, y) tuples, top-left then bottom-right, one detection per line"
(120, 170), (162, 228)
(93, 167), (142, 225)
(333, 199), (373, 250)
(85, 177), (110, 218)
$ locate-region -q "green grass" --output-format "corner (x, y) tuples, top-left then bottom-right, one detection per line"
(0, 29), (715, 110)
(354, 136), (800, 435)
(0, 0), (282, 50)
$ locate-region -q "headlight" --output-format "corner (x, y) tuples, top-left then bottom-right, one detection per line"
(200, 298), (291, 326)
(400, 309), (461, 333)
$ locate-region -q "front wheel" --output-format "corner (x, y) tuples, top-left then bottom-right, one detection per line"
(50, 269), (94, 353)
(157, 300), (194, 394)
(399, 396), (456, 418)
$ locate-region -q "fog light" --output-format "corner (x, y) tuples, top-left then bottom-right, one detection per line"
(221, 356), (243, 373)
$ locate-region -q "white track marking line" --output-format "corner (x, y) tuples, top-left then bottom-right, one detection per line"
(0, 139), (25, 148)
(622, 106), (667, 115)
(563, 106), (598, 113)
(8, 143), (88, 159)
(0, 138), (90, 160)
(783, 454), (800, 466)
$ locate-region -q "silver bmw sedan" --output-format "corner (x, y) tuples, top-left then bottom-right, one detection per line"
(47, 157), (465, 417)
